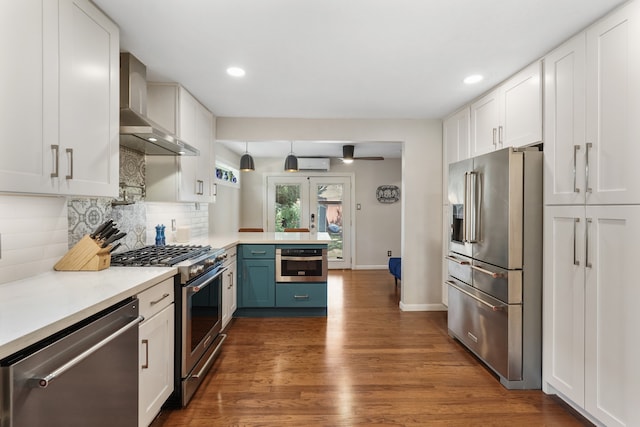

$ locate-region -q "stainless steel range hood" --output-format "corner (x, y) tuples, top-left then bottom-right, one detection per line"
(119, 53), (198, 156)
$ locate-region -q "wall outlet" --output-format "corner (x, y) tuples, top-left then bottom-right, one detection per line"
(387, 250), (392, 257)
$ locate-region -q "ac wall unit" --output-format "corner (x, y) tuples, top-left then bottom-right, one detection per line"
(298, 158), (330, 171)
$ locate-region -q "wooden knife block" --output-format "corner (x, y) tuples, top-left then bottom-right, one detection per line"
(54, 235), (111, 271)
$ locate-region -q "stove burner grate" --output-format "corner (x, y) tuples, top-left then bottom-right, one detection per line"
(110, 245), (210, 266)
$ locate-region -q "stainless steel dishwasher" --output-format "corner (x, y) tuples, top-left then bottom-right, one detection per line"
(0, 298), (142, 427)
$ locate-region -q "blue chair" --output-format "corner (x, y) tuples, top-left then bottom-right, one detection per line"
(388, 257), (401, 288)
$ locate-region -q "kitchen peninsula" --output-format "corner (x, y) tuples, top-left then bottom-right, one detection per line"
(211, 231), (331, 318)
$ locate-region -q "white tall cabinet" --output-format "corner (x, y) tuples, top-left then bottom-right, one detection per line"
(543, 2), (640, 425)
(441, 106), (470, 306)
(0, 0), (119, 197)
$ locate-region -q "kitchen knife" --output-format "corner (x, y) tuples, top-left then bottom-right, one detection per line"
(101, 232), (127, 248)
(99, 226), (119, 241)
(108, 242), (122, 253)
(90, 220), (113, 239)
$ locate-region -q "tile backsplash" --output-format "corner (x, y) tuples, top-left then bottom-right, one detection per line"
(0, 195), (68, 284)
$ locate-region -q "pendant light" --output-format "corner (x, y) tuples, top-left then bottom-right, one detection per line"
(239, 142), (255, 171)
(284, 141), (298, 172)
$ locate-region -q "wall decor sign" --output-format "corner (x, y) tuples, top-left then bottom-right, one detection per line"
(376, 185), (400, 203)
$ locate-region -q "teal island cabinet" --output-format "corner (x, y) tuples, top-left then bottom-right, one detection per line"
(236, 244), (327, 317)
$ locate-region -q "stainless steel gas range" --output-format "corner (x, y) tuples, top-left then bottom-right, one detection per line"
(111, 244), (228, 406)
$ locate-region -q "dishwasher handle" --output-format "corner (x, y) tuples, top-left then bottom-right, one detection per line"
(33, 315), (144, 388)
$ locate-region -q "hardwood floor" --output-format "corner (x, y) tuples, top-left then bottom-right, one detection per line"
(153, 269), (590, 426)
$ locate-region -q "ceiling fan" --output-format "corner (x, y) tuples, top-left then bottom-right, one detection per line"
(341, 144), (384, 163)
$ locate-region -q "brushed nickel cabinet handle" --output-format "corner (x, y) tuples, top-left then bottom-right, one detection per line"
(50, 145), (59, 178)
(498, 125), (504, 146)
(141, 339), (149, 369)
(492, 128), (497, 147)
(573, 218), (580, 266)
(150, 293), (170, 306)
(65, 148), (73, 180)
(573, 145), (581, 193)
(585, 218), (593, 268)
(585, 142), (593, 194)
(294, 294), (310, 300)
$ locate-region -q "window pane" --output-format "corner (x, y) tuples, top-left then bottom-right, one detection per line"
(317, 184), (343, 260)
(275, 184), (301, 231)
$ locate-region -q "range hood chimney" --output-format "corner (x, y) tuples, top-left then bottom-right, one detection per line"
(119, 53), (198, 156)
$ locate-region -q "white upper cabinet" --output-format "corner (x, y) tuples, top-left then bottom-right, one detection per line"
(0, 0), (118, 197)
(543, 33), (587, 205)
(57, 0), (119, 197)
(146, 84), (214, 203)
(470, 89), (500, 156)
(585, 0), (640, 205)
(470, 61), (542, 157)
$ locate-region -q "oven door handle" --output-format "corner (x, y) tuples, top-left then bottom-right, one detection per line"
(187, 266), (229, 294)
(280, 255), (324, 261)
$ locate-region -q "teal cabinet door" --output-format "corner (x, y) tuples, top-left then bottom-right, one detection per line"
(239, 259), (275, 307)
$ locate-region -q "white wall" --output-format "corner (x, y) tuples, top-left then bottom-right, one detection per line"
(209, 143), (241, 236)
(216, 118), (443, 311)
(330, 157), (402, 268)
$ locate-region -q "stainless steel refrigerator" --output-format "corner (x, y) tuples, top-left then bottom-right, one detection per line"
(446, 146), (542, 389)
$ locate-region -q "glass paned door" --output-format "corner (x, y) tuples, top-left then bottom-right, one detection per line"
(266, 175), (351, 269)
(310, 178), (350, 269)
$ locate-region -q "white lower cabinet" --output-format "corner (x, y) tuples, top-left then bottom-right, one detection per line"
(137, 279), (175, 427)
(544, 205), (640, 426)
(222, 248), (237, 330)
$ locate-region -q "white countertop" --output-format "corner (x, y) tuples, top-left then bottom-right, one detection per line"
(0, 267), (176, 360)
(208, 232), (331, 249)
(0, 232), (329, 361)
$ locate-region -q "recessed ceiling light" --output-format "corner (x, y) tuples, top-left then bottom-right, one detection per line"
(226, 67), (246, 77)
(464, 74), (483, 84)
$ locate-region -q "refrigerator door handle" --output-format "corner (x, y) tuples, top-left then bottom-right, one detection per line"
(467, 171), (478, 243)
(463, 172), (469, 242)
(446, 281), (505, 312)
(471, 264), (505, 279)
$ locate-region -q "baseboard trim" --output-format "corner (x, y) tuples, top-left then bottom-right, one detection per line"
(353, 264), (387, 270)
(399, 302), (447, 312)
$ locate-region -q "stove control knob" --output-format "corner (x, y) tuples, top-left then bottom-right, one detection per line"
(204, 258), (216, 267)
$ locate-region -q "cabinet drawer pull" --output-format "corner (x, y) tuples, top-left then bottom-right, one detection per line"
(150, 293), (171, 306)
(141, 339), (149, 369)
(251, 250), (267, 255)
(294, 294), (310, 300)
(51, 145), (59, 178)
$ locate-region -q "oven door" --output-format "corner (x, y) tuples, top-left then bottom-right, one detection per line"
(275, 248), (328, 283)
(181, 266), (227, 378)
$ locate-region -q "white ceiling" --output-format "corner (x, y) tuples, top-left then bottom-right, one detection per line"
(94, 0), (626, 158)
